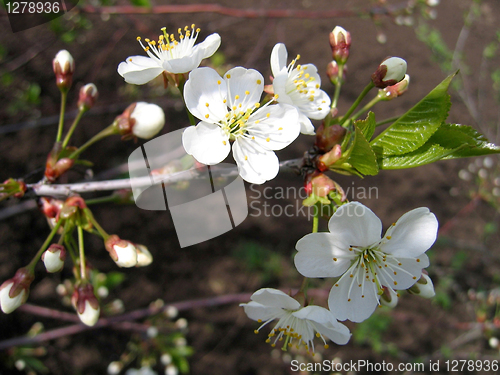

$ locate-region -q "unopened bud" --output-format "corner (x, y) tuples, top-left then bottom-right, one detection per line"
(326, 60), (347, 85)
(115, 102), (165, 140)
(371, 57), (407, 88)
(105, 235), (138, 268)
(380, 287), (399, 308)
(39, 197), (64, 219)
(42, 244), (66, 273)
(330, 26), (351, 64)
(135, 244), (153, 267)
(408, 273), (435, 298)
(78, 83), (98, 111)
(53, 50), (75, 92)
(45, 157), (75, 182)
(0, 268), (34, 314)
(379, 74), (410, 100)
(0, 178), (27, 199)
(315, 123), (346, 152)
(305, 173), (337, 198)
(71, 283), (100, 326)
(317, 144), (342, 171)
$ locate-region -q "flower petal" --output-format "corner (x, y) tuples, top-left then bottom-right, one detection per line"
(248, 103), (300, 151)
(327, 202), (382, 248)
(270, 43), (288, 77)
(198, 33), (222, 59)
(328, 266), (380, 322)
(381, 207), (438, 258)
(182, 122), (230, 165)
(240, 300), (283, 322)
(293, 306), (351, 345)
(298, 112), (316, 135)
(381, 253), (430, 290)
(117, 56), (164, 85)
(250, 288), (301, 310)
(232, 139), (279, 184)
(184, 67), (228, 122)
(224, 67), (264, 109)
(294, 233), (353, 278)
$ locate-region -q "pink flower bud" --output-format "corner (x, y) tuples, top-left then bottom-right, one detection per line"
(105, 235), (138, 268)
(42, 244), (66, 273)
(53, 50), (75, 92)
(0, 268), (34, 314)
(38, 197), (64, 219)
(379, 74), (410, 100)
(317, 144), (342, 171)
(329, 26), (351, 64)
(305, 173), (337, 198)
(115, 102), (165, 140)
(326, 60), (347, 85)
(371, 57), (407, 88)
(315, 123), (346, 152)
(71, 283), (100, 326)
(77, 83), (98, 111)
(0, 178), (26, 199)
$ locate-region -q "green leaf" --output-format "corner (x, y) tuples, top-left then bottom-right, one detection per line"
(355, 111), (376, 141)
(379, 123), (500, 169)
(371, 72), (456, 156)
(345, 124), (379, 176)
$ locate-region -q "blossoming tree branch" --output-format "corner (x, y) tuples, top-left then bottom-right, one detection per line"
(2, 23), (500, 362)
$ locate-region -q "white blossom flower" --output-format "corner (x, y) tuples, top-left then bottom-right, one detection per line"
(182, 67), (300, 184)
(294, 202), (438, 322)
(241, 288), (351, 352)
(118, 25), (221, 85)
(270, 43), (331, 135)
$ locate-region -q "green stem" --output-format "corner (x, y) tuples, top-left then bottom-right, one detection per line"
(375, 115), (400, 127)
(312, 210), (319, 234)
(62, 108), (87, 149)
(26, 219), (64, 272)
(56, 92), (67, 143)
(68, 125), (117, 160)
(85, 194), (122, 206)
(331, 64), (344, 110)
(338, 81), (375, 127)
(77, 225), (86, 280)
(351, 96), (382, 122)
(84, 208), (109, 240)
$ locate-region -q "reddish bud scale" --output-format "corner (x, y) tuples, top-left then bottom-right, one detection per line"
(114, 103), (137, 139)
(39, 197), (64, 219)
(1, 268), (35, 299)
(64, 196), (87, 209)
(329, 27), (351, 65)
(104, 235), (127, 261)
(77, 83), (98, 111)
(315, 123), (346, 153)
(71, 283), (99, 315)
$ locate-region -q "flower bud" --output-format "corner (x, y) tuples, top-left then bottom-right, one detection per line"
(105, 235), (138, 268)
(317, 144), (342, 171)
(408, 273), (435, 298)
(42, 244), (66, 273)
(379, 74), (410, 101)
(45, 157), (75, 182)
(0, 268), (34, 314)
(78, 83), (98, 111)
(135, 244), (153, 267)
(53, 50), (75, 92)
(315, 123), (346, 152)
(0, 178), (27, 199)
(326, 60), (347, 85)
(71, 283), (100, 326)
(305, 173), (337, 198)
(39, 197), (64, 219)
(115, 102), (165, 140)
(371, 57), (407, 88)
(380, 287), (399, 308)
(329, 26), (351, 64)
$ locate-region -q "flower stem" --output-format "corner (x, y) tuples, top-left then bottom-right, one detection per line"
(62, 108), (86, 149)
(68, 125), (117, 160)
(56, 92), (67, 143)
(331, 64), (344, 110)
(351, 95), (381, 122)
(26, 219), (64, 272)
(84, 208), (109, 240)
(77, 225), (86, 280)
(338, 81), (375, 127)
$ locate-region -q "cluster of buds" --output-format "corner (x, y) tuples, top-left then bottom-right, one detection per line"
(41, 244), (67, 273)
(371, 56), (407, 88)
(77, 83), (99, 112)
(71, 283), (100, 326)
(114, 102), (165, 140)
(105, 235), (153, 268)
(52, 50), (75, 93)
(0, 268), (34, 314)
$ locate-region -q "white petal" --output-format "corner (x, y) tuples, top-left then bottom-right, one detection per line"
(0, 282), (25, 314)
(294, 233), (353, 278)
(381, 207), (438, 258)
(328, 268), (379, 322)
(232, 139), (279, 184)
(78, 300), (100, 326)
(303, 88), (331, 120)
(293, 306), (351, 345)
(117, 56), (164, 85)
(241, 300), (282, 322)
(224, 67), (264, 109)
(383, 253), (430, 290)
(327, 202), (382, 247)
(182, 122), (230, 165)
(248, 104), (300, 150)
(250, 288), (301, 310)
(164, 51), (206, 74)
(298, 112), (316, 135)
(184, 67), (228, 122)
(270, 43), (288, 77)
(198, 33), (222, 59)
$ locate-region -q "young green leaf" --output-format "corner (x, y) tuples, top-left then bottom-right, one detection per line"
(356, 111), (376, 141)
